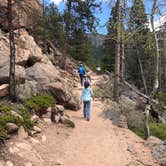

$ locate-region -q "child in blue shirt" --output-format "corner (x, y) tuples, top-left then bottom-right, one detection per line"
(80, 81), (94, 121)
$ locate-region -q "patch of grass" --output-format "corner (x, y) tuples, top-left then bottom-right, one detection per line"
(0, 103), (11, 113)
(155, 92), (166, 111)
(0, 114), (21, 138)
(129, 126), (145, 139)
(67, 121), (75, 128)
(24, 93), (54, 113)
(19, 107), (34, 132)
(0, 103), (34, 139)
(150, 123), (166, 141)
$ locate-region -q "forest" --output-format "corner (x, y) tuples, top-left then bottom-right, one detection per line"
(0, 0), (166, 165)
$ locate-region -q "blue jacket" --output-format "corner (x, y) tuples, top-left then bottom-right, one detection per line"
(78, 66), (85, 75)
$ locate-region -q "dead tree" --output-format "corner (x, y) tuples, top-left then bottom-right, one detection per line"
(8, 0), (16, 101)
(114, 0), (121, 102)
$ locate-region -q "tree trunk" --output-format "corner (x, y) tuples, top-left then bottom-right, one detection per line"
(144, 105), (150, 140)
(42, 0), (47, 54)
(114, 0), (121, 102)
(135, 44), (148, 94)
(150, 0), (159, 98)
(8, 0), (16, 101)
(120, 28), (125, 81)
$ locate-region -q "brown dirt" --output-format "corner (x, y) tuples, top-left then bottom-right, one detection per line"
(2, 75), (159, 166)
(33, 75), (159, 166)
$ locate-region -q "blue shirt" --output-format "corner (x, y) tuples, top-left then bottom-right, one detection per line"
(81, 87), (94, 101)
(78, 66), (85, 75)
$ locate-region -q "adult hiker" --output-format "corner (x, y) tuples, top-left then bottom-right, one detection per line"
(80, 81), (94, 121)
(78, 63), (85, 86)
(86, 70), (91, 82)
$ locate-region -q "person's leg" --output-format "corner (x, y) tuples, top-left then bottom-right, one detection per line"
(86, 101), (91, 121)
(83, 101), (86, 118)
(80, 74), (83, 86)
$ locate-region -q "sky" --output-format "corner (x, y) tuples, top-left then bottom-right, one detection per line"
(45, 0), (166, 34)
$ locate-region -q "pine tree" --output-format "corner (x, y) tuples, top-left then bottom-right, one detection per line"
(127, 0), (156, 94)
(63, 0), (100, 65)
(102, 3), (118, 72)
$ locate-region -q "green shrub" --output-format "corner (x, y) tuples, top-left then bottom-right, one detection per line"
(128, 126), (145, 139)
(0, 103), (11, 113)
(150, 123), (166, 141)
(0, 114), (21, 139)
(67, 121), (75, 128)
(155, 92), (166, 111)
(0, 103), (34, 139)
(19, 107), (34, 132)
(25, 93), (54, 111)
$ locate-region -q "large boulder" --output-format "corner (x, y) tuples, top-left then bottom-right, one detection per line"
(0, 34), (10, 67)
(17, 62), (80, 110)
(0, 84), (9, 97)
(0, 0), (42, 30)
(0, 64), (26, 84)
(16, 35), (43, 64)
(152, 142), (166, 166)
(0, 33), (42, 67)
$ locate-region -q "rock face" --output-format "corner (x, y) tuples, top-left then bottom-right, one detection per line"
(152, 142), (166, 166)
(0, 84), (9, 97)
(0, 31), (79, 110)
(0, 0), (42, 30)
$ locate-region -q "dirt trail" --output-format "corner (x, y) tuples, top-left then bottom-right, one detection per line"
(33, 75), (158, 166)
(5, 75), (159, 166)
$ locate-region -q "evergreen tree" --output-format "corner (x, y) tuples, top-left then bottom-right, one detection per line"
(102, 3), (118, 72)
(63, 0), (100, 64)
(126, 0), (156, 94)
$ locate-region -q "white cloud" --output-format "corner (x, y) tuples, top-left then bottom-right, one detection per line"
(50, 0), (62, 5)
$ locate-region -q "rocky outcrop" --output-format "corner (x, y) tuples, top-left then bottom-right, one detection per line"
(0, 64), (26, 84)
(0, 0), (42, 31)
(0, 31), (79, 110)
(152, 141), (166, 166)
(0, 84), (9, 97)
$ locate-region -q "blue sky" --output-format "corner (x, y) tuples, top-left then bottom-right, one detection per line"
(45, 0), (165, 34)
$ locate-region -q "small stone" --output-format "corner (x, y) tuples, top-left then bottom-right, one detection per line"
(0, 84), (9, 97)
(47, 107), (52, 112)
(5, 161), (14, 166)
(56, 105), (64, 112)
(55, 160), (63, 165)
(9, 146), (20, 153)
(33, 126), (41, 133)
(127, 143), (135, 153)
(55, 115), (61, 123)
(16, 142), (32, 151)
(30, 137), (40, 144)
(17, 126), (28, 140)
(31, 115), (39, 123)
(41, 135), (47, 143)
(6, 123), (19, 134)
(43, 118), (52, 125)
(24, 162), (33, 166)
(60, 115), (72, 124)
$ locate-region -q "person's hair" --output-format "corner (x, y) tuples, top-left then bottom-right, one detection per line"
(84, 81), (89, 88)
